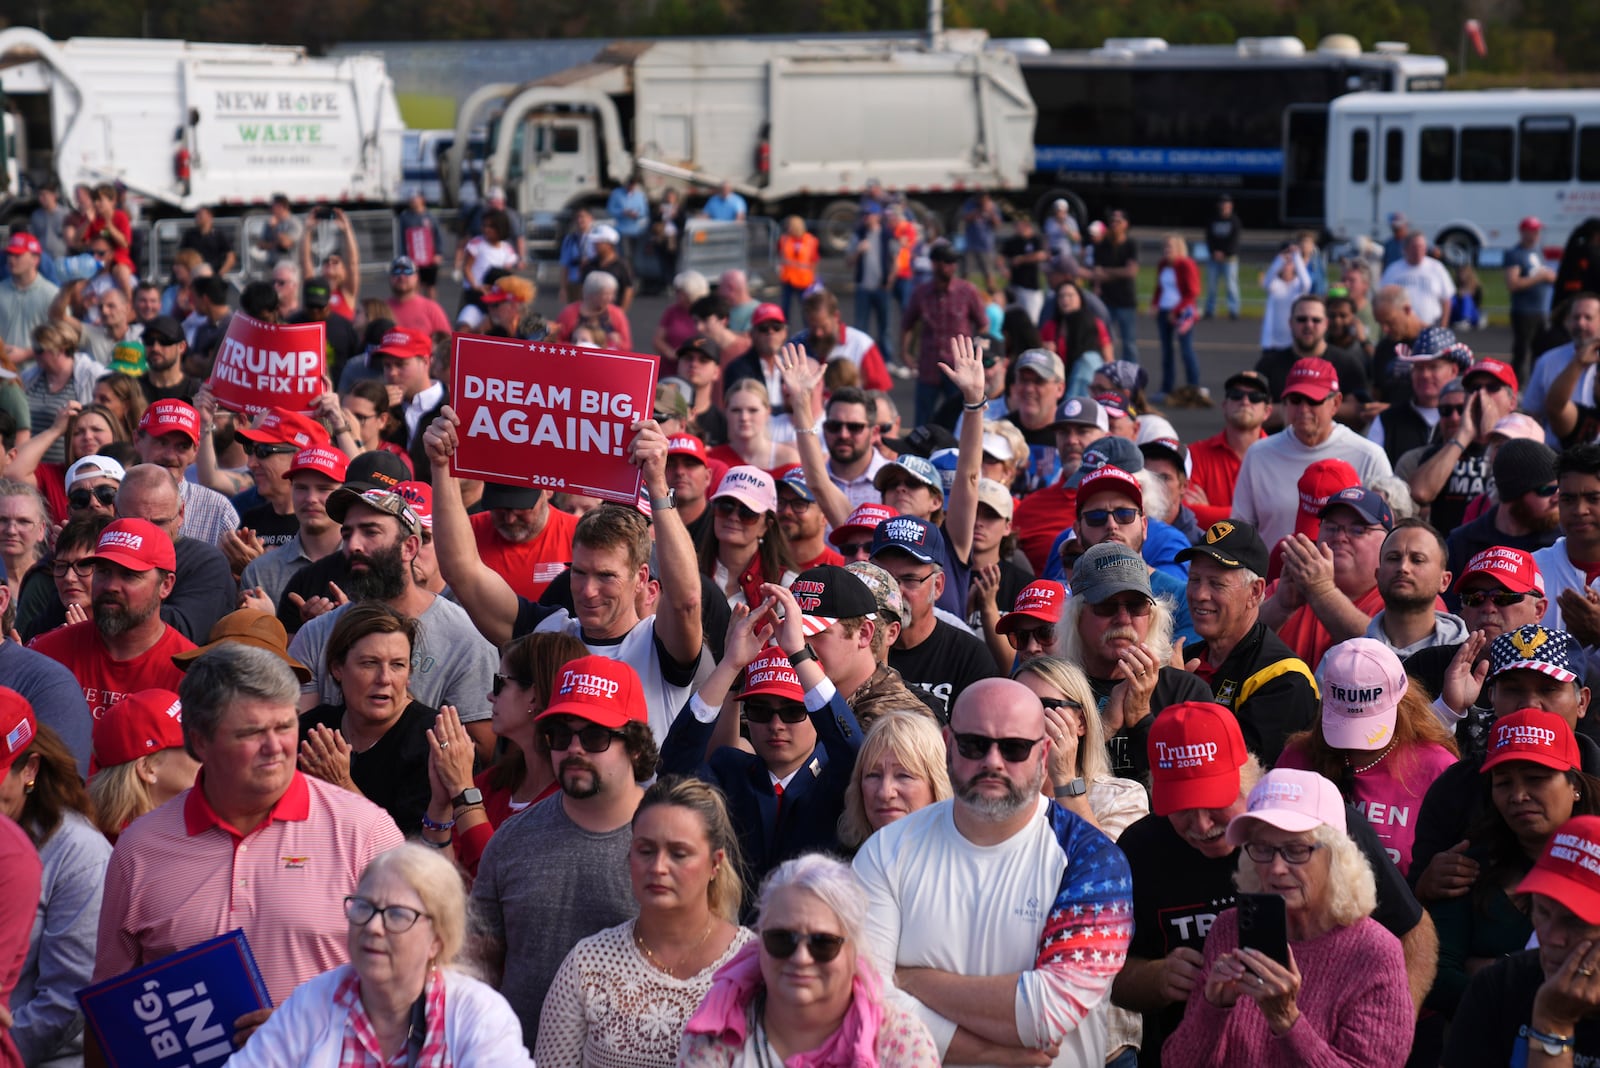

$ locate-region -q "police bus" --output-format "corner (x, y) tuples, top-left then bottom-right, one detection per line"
(1319, 89), (1600, 265)
(1010, 34), (1447, 228)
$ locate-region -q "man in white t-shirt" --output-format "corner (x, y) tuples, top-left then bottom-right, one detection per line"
(1379, 234), (1455, 328)
(853, 677), (1133, 1068)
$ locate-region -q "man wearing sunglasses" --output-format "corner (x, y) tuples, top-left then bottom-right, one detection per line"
(1186, 371), (1271, 529)
(854, 676), (1133, 1068)
(1012, 395), (1109, 574)
(1252, 294), (1370, 431)
(774, 465), (844, 570)
(224, 409), (333, 577)
(473, 654), (653, 1048)
(982, 578), (1065, 673)
(1443, 439), (1560, 585)
(62, 455), (122, 522)
(1234, 358), (1393, 550)
(382, 254), (450, 336)
(661, 573), (865, 898)
(137, 314), (200, 405)
(722, 302), (791, 401)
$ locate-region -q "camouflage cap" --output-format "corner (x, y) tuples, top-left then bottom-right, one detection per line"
(845, 560), (905, 625)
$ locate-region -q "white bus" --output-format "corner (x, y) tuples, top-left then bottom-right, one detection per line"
(1319, 89), (1600, 264)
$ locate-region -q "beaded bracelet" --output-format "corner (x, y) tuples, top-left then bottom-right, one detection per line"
(420, 813), (455, 833)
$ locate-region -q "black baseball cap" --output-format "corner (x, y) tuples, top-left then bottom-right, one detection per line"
(142, 315), (185, 346)
(344, 450), (410, 491)
(790, 565), (878, 634)
(1224, 370), (1270, 394)
(1177, 520), (1270, 576)
(481, 481), (544, 509)
(676, 335), (721, 363)
(884, 423), (957, 458)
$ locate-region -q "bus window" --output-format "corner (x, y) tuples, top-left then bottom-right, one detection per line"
(1580, 126), (1600, 182)
(1460, 127), (1514, 182)
(1519, 116), (1575, 182)
(1384, 128), (1404, 183)
(1351, 129), (1370, 182)
(1420, 127), (1454, 182)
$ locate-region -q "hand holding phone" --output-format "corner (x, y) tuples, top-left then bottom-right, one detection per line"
(1237, 892), (1290, 967)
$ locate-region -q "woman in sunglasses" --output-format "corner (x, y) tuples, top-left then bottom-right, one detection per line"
(423, 631), (588, 878)
(1167, 768), (1414, 1068)
(837, 710), (951, 852)
(228, 843), (534, 1066)
(537, 776), (752, 1068)
(698, 465), (798, 609)
(707, 378), (800, 472)
(299, 603), (437, 835)
(682, 853), (940, 1068)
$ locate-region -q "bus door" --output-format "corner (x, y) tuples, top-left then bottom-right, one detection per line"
(1280, 104), (1328, 226)
(1371, 120), (1412, 237)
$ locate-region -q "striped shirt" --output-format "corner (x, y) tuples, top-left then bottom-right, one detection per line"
(93, 771), (403, 1004)
(177, 478), (241, 545)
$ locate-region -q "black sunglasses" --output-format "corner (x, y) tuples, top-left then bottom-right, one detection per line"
(1039, 696), (1085, 712)
(251, 442), (298, 459)
(824, 419), (868, 435)
(713, 498), (761, 522)
(1438, 404), (1465, 418)
(745, 702), (809, 725)
(1080, 507), (1142, 528)
(1534, 482), (1559, 498)
(1225, 388), (1268, 404)
(492, 673), (530, 696)
(837, 540), (873, 558)
(761, 929), (847, 962)
(540, 722), (625, 753)
(68, 485), (118, 510)
(1460, 589), (1532, 608)
(952, 731), (1043, 762)
(1466, 380), (1507, 394)
(1089, 596), (1154, 618)
(756, 322), (787, 333)
(1006, 624), (1056, 649)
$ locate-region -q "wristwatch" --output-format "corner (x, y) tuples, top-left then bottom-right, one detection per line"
(651, 489), (677, 511)
(787, 644), (819, 667)
(1053, 777), (1088, 799)
(451, 787), (484, 810)
(1527, 1027), (1575, 1056)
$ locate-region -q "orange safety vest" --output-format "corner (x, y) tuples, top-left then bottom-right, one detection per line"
(779, 233), (819, 289)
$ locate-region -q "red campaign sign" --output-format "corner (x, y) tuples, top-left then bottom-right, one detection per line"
(405, 224), (435, 264)
(206, 314), (327, 416)
(450, 333), (659, 504)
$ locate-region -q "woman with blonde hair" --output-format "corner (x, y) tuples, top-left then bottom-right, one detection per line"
(707, 377), (800, 471)
(4, 402), (126, 524)
(87, 688), (200, 842)
(91, 371), (147, 440)
(838, 711), (952, 851)
(537, 775), (754, 1068)
(980, 418), (1026, 492)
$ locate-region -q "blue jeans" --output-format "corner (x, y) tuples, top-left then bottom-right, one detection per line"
(855, 286), (892, 353)
(1108, 305), (1140, 363)
(914, 377), (957, 426)
(1105, 1046), (1139, 1068)
(1205, 255), (1240, 316)
(780, 283), (808, 322)
(1157, 312), (1200, 392)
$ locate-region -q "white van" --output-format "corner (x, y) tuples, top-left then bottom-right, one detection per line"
(1320, 89), (1600, 263)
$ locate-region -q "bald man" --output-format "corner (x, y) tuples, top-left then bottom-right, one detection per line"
(854, 678), (1134, 1068)
(114, 465), (235, 641)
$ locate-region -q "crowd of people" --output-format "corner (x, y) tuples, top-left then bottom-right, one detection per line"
(0, 176), (1599, 1068)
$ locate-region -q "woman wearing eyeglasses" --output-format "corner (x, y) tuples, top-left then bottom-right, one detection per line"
(837, 711), (952, 852)
(707, 379), (800, 472)
(298, 603), (438, 835)
(423, 631), (588, 878)
(1166, 768), (1413, 1068)
(681, 853), (940, 1068)
(698, 466), (798, 609)
(13, 514), (107, 641)
(228, 843), (534, 1066)
(537, 776), (752, 1068)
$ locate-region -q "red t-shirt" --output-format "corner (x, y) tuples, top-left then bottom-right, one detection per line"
(552, 303), (633, 352)
(470, 506), (578, 602)
(0, 815), (40, 1068)
(1012, 484), (1078, 575)
(86, 211), (135, 270)
(28, 621), (195, 721)
(385, 294), (451, 336)
(795, 546), (846, 570)
(1187, 430), (1266, 529)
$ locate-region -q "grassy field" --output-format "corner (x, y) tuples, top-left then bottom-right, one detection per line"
(1132, 260), (1514, 320)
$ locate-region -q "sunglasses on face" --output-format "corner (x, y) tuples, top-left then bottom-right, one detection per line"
(1466, 380), (1507, 394)
(1438, 404), (1465, 418)
(1459, 589), (1531, 608)
(1006, 625), (1056, 650)
(491, 673), (529, 696)
(251, 442), (298, 459)
(713, 498), (761, 522)
(1284, 394), (1332, 407)
(745, 702), (809, 725)
(68, 485), (118, 510)
(1079, 507), (1142, 528)
(1226, 388), (1268, 404)
(1533, 482), (1559, 498)
(824, 419), (868, 435)
(1089, 596), (1153, 618)
(982, 354), (1001, 369)
(390, 266), (417, 277)
(1243, 842), (1324, 865)
(838, 540), (873, 558)
(540, 722), (625, 753)
(1293, 316), (1326, 325)
(1039, 696), (1085, 712)
(953, 732), (1043, 762)
(761, 929), (847, 962)
(756, 322), (787, 333)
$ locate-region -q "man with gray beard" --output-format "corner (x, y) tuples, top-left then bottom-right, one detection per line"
(26, 518), (194, 720)
(854, 677), (1134, 1068)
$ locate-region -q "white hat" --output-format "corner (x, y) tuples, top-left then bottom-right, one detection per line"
(65, 456), (127, 487)
(590, 224), (620, 246)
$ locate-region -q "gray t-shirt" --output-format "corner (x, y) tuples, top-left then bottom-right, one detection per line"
(0, 275), (59, 353)
(240, 533), (318, 607)
(0, 641), (93, 777)
(288, 594), (496, 722)
(471, 796), (636, 1049)
(29, 205), (69, 261)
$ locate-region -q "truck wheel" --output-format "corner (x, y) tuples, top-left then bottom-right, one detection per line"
(1436, 229), (1479, 269)
(1033, 188), (1087, 230)
(818, 201), (860, 256)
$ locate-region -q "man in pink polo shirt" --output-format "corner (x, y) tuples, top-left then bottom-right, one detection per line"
(93, 643), (403, 1044)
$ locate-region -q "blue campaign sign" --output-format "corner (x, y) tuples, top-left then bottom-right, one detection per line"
(77, 929), (272, 1067)
(1035, 145), (1285, 176)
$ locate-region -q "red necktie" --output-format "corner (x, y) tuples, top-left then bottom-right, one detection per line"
(773, 781), (784, 821)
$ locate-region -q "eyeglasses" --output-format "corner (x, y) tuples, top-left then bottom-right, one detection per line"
(1438, 404), (1465, 418)
(1225, 388), (1268, 404)
(713, 498), (762, 522)
(540, 722), (625, 753)
(68, 485), (119, 510)
(491, 672), (530, 696)
(761, 929), (847, 962)
(1466, 380), (1507, 394)
(343, 896), (430, 932)
(1243, 842), (1325, 865)
(838, 540), (873, 558)
(745, 702), (810, 725)
(1293, 316), (1326, 325)
(775, 496), (812, 514)
(892, 570), (939, 590)
(1319, 521), (1380, 540)
(1284, 394), (1332, 407)
(251, 442), (299, 459)
(390, 266), (417, 277)
(1080, 507), (1142, 528)
(953, 732), (1044, 762)
(1039, 696), (1084, 712)
(1460, 589), (1532, 608)
(272, 278), (295, 288)
(1089, 596), (1153, 618)
(823, 419), (868, 436)
(50, 558), (94, 579)
(1533, 482), (1559, 498)
(1006, 625), (1056, 650)
(756, 322), (787, 333)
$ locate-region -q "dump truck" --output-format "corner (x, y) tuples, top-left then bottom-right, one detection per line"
(0, 29), (405, 220)
(446, 32), (1037, 252)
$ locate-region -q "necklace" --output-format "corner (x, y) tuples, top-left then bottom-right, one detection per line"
(634, 917), (715, 978)
(1347, 742), (1396, 775)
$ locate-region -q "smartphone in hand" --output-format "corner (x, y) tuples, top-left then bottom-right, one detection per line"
(1237, 892), (1290, 967)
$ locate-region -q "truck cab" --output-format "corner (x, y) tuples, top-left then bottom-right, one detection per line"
(505, 113), (602, 214)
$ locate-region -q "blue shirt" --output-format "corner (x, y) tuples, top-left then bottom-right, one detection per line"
(704, 193), (748, 222)
(606, 187), (650, 238)
(1041, 521), (1199, 645)
(1508, 245), (1554, 314)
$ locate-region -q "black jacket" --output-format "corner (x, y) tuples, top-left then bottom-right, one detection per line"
(1189, 619), (1319, 767)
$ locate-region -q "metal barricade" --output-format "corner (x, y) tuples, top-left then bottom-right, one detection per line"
(144, 215), (246, 284)
(744, 216), (779, 287)
(679, 219), (750, 284)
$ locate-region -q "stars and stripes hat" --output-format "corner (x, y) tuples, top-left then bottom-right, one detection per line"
(0, 688), (36, 774)
(1488, 624), (1585, 686)
(789, 565), (877, 636)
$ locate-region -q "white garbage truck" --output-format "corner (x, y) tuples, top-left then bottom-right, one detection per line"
(446, 31), (1037, 252)
(0, 29), (405, 219)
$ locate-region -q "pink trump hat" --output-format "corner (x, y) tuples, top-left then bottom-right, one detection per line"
(1226, 768), (1346, 845)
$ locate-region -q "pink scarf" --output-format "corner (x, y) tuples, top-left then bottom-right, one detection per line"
(683, 941), (884, 1068)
